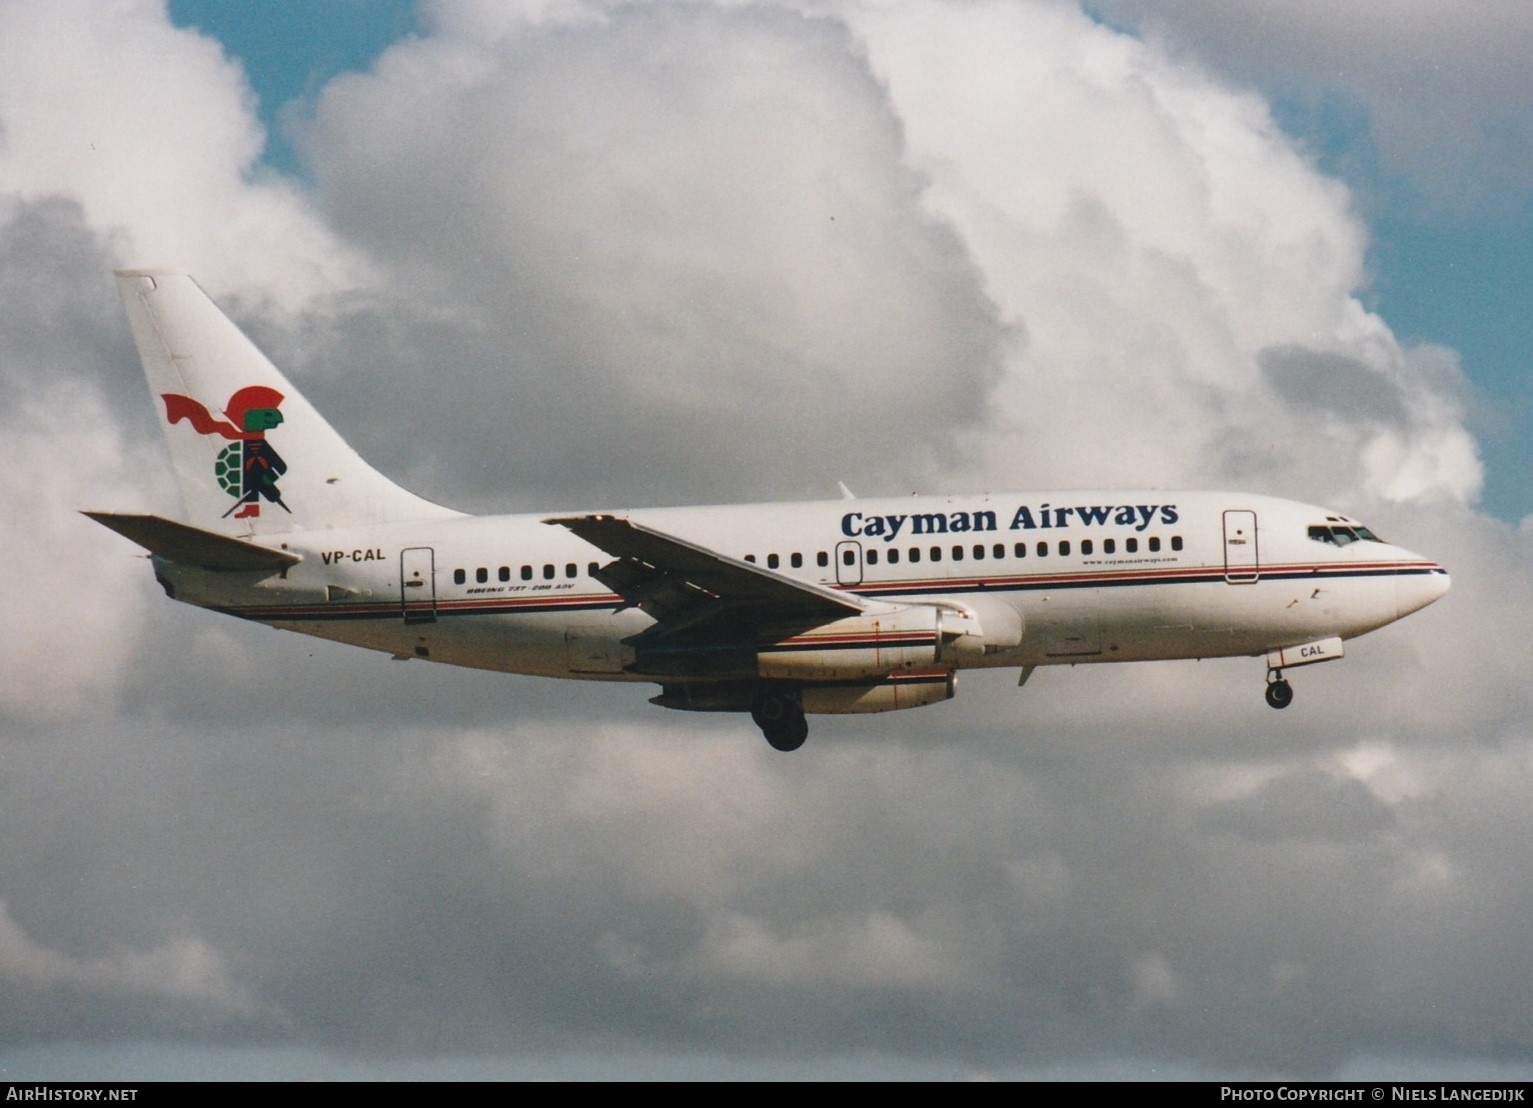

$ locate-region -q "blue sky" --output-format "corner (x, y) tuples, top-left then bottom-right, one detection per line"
(169, 0), (418, 176)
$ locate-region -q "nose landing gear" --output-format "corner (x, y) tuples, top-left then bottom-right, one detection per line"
(1262, 637), (1344, 710)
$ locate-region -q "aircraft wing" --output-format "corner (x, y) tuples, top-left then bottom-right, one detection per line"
(547, 513), (867, 626)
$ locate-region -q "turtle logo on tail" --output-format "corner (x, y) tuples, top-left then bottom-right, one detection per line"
(161, 386), (289, 519)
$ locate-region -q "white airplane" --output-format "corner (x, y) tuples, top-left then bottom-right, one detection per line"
(87, 270), (1450, 750)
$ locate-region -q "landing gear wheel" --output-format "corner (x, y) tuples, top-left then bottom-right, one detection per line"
(763, 714), (809, 752)
(752, 688), (808, 751)
(1265, 678), (1294, 710)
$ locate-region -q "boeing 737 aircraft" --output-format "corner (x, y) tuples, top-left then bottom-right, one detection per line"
(87, 271), (1450, 750)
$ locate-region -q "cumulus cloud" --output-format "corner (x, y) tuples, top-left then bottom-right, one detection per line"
(0, 0), (369, 305)
(1199, 767), (1395, 843)
(1088, 0), (1533, 209)
(287, 1), (1008, 509)
(1, 0), (1531, 1079)
(0, 899), (268, 1024)
(849, 0), (1481, 506)
(0, 199), (172, 722)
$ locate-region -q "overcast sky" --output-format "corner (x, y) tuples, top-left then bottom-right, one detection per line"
(2, 0), (1531, 1081)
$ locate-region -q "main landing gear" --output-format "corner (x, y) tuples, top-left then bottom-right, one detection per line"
(1264, 672), (1294, 710)
(752, 687), (808, 752)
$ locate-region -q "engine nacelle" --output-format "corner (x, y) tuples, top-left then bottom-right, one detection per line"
(649, 669), (957, 715)
(757, 604), (944, 681)
(800, 669), (956, 714)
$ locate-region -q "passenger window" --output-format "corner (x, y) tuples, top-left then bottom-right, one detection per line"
(1104, 538), (1116, 554)
(588, 562), (600, 576)
(843, 549), (856, 566)
(791, 553), (803, 568)
(767, 554), (780, 569)
(1081, 539), (1093, 556)
(909, 548), (921, 563)
(951, 545), (964, 561)
(888, 548), (900, 564)
(453, 568), (466, 585)
(974, 544), (986, 560)
(1059, 540), (1071, 556)
(745, 554), (756, 563)
(930, 546), (942, 562)
(993, 543), (1004, 559)
(476, 567), (488, 583)
(1126, 537), (1138, 553)
(1036, 541), (1048, 557)
(1015, 543), (1027, 559)
(521, 565), (533, 581)
(867, 549), (879, 565)
(817, 551), (828, 567)
(565, 563), (577, 578)
(498, 566), (510, 582)
(1148, 537), (1161, 553)
(1171, 536), (1183, 551)
(543, 564), (555, 580)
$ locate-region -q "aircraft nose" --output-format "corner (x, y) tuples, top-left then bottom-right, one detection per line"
(1396, 556), (1451, 619)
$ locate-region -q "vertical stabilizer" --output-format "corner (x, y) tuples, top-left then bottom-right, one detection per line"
(115, 270), (460, 536)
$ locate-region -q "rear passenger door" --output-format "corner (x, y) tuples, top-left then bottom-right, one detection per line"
(401, 546), (438, 623)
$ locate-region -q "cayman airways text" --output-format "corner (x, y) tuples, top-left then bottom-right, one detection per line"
(840, 502), (1179, 541)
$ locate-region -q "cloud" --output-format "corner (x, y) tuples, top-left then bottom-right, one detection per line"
(0, 899), (271, 1027)
(0, 0), (369, 305)
(1261, 346), (1412, 427)
(657, 909), (980, 992)
(848, 0), (1481, 507)
(294, 1), (1007, 507)
(1087, 0), (1533, 209)
(1199, 767), (1396, 842)
(0, 199), (173, 723)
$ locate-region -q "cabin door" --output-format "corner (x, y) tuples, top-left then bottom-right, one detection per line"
(1222, 510), (1259, 583)
(401, 546), (438, 623)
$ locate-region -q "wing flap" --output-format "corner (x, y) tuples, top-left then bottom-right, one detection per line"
(84, 511), (300, 571)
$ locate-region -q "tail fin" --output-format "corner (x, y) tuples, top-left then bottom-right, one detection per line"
(115, 270), (460, 536)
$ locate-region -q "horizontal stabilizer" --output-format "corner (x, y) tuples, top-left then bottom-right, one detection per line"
(83, 511), (300, 571)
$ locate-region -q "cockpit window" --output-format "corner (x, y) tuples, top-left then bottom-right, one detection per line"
(1308, 523), (1384, 546)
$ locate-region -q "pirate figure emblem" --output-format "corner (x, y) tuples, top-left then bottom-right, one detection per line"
(161, 385), (289, 518)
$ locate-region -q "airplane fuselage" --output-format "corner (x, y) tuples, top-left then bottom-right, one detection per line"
(96, 271), (1450, 750)
(153, 489), (1448, 686)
